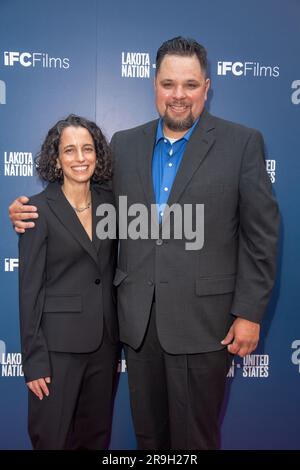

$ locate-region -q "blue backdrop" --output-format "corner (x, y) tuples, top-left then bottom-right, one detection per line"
(0, 0), (299, 450)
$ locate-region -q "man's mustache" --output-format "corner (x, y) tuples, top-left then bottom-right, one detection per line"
(166, 101), (192, 108)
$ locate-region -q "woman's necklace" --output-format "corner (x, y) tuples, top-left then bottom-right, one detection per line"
(62, 187), (91, 212)
(71, 200), (91, 213)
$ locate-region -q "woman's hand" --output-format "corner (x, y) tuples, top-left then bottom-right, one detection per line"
(27, 377), (51, 400)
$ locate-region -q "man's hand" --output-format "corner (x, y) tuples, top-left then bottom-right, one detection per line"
(221, 317), (260, 357)
(27, 377), (51, 400)
(9, 196), (38, 233)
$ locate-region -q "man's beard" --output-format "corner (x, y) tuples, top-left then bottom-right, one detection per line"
(163, 105), (195, 132)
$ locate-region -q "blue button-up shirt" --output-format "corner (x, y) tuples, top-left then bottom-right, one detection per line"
(152, 118), (199, 223)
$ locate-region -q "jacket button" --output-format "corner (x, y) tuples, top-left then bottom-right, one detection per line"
(148, 279), (154, 286)
(156, 239), (163, 246)
(95, 279), (101, 285)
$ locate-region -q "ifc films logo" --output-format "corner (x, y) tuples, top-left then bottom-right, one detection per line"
(4, 51), (70, 69)
(4, 258), (19, 272)
(0, 79), (6, 104)
(217, 61), (279, 78)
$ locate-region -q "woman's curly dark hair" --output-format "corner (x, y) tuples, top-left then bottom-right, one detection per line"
(35, 114), (112, 183)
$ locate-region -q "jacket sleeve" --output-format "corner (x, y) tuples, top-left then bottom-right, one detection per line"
(231, 130), (280, 323)
(18, 204), (51, 382)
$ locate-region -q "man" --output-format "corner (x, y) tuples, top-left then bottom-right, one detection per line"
(9, 37), (279, 450)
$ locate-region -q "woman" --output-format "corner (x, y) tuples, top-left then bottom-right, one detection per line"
(19, 114), (119, 450)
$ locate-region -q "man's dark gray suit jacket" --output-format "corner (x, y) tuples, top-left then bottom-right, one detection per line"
(111, 109), (279, 354)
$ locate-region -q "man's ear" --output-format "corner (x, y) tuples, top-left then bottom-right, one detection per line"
(205, 78), (211, 101)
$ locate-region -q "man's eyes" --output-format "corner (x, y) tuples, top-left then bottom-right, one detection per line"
(161, 83), (199, 89)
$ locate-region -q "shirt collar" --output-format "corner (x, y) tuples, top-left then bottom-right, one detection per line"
(155, 117), (200, 145)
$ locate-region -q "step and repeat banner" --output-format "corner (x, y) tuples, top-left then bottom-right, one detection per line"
(0, 0), (299, 449)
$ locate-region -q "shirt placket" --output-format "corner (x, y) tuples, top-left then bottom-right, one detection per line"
(159, 140), (175, 221)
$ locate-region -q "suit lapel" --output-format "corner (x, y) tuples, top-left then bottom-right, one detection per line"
(45, 182), (99, 267)
(91, 186), (101, 254)
(162, 110), (216, 225)
(136, 120), (158, 208)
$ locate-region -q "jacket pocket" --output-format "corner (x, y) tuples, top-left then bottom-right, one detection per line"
(195, 275), (236, 296)
(113, 268), (128, 287)
(43, 295), (82, 313)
